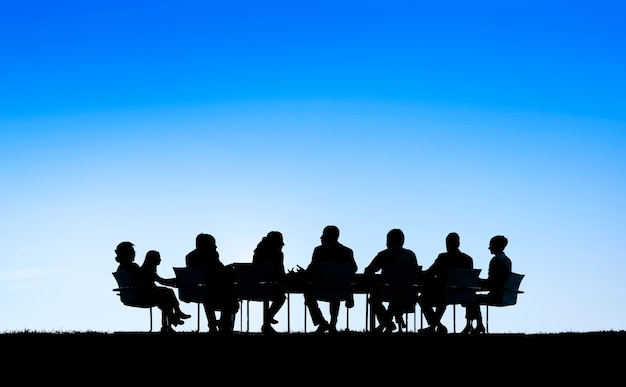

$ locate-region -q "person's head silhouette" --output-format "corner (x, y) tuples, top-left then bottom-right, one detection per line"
(143, 250), (162, 269)
(115, 241), (135, 263)
(266, 231), (284, 248)
(489, 235), (508, 254)
(445, 232), (461, 252)
(321, 225), (340, 244)
(386, 228), (405, 248)
(196, 233), (216, 250)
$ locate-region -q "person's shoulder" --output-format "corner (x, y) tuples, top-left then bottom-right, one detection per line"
(339, 243), (354, 253)
(403, 247), (417, 256)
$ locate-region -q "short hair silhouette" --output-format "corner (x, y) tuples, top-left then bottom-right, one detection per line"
(489, 235), (508, 252)
(446, 232), (460, 249)
(386, 228), (405, 247)
(115, 241), (135, 263)
(321, 225), (340, 242)
(195, 233), (216, 249)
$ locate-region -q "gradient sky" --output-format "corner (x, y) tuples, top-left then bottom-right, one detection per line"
(1, 1), (625, 334)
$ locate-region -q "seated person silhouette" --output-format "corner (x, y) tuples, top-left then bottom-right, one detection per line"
(364, 228), (419, 333)
(252, 231), (287, 334)
(185, 233), (239, 334)
(461, 235), (512, 335)
(418, 232), (473, 335)
(304, 225), (357, 334)
(115, 242), (190, 333)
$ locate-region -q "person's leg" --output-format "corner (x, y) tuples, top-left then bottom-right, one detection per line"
(328, 300), (340, 332)
(369, 296), (392, 332)
(418, 298), (437, 327)
(433, 304), (448, 333)
(305, 293), (326, 327)
(159, 287), (190, 319)
(159, 307), (170, 332)
(202, 303), (219, 332)
(473, 304), (485, 333)
(218, 311), (234, 333)
(267, 293), (286, 322)
(262, 294), (286, 333)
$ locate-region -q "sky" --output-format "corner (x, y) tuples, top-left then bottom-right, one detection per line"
(1, 0), (625, 334)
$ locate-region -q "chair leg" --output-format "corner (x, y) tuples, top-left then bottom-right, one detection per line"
(238, 300), (243, 332)
(303, 298), (308, 333)
(196, 303), (201, 332)
(453, 304), (456, 333)
(365, 296), (368, 331)
(486, 305), (489, 334)
(287, 293), (291, 333)
(149, 307), (153, 332)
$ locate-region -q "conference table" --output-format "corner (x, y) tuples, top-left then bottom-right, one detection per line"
(231, 265), (485, 333)
(241, 271), (423, 333)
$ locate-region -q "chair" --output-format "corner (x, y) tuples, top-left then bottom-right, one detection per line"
(367, 264), (422, 332)
(112, 270), (158, 332)
(443, 268), (481, 333)
(231, 263), (284, 332)
(304, 262), (356, 332)
(173, 267), (213, 332)
(481, 272), (525, 333)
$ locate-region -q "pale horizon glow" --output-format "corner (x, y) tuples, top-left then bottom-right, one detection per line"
(1, 1), (625, 334)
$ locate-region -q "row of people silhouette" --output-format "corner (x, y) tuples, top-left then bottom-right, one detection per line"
(113, 228), (512, 334)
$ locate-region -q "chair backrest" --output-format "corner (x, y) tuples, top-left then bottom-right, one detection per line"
(307, 262), (355, 302)
(231, 263), (283, 301)
(112, 271), (156, 308)
(442, 268), (481, 304)
(377, 264), (422, 303)
(492, 272), (525, 306)
(173, 267), (213, 304)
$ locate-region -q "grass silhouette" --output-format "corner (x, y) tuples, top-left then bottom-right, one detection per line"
(1, 329), (623, 383)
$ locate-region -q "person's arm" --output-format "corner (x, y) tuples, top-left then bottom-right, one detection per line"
(155, 273), (177, 287)
(364, 253), (382, 276)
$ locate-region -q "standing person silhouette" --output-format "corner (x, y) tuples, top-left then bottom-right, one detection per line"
(304, 225), (358, 334)
(252, 231), (287, 334)
(417, 232), (474, 334)
(185, 233), (239, 334)
(364, 228), (419, 333)
(115, 242), (190, 333)
(462, 235), (512, 334)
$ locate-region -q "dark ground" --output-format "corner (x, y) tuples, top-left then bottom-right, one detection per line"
(2, 330), (623, 383)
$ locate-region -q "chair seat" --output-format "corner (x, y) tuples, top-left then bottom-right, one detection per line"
(112, 271), (157, 332)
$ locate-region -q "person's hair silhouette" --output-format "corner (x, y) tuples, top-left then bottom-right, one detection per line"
(252, 231), (287, 334)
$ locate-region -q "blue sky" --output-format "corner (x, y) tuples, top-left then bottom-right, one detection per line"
(1, 1), (624, 334)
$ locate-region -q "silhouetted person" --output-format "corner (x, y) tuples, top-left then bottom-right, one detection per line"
(185, 233), (239, 334)
(418, 232), (474, 334)
(304, 225), (357, 334)
(252, 231), (287, 334)
(364, 228), (419, 333)
(462, 235), (512, 334)
(115, 242), (190, 333)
